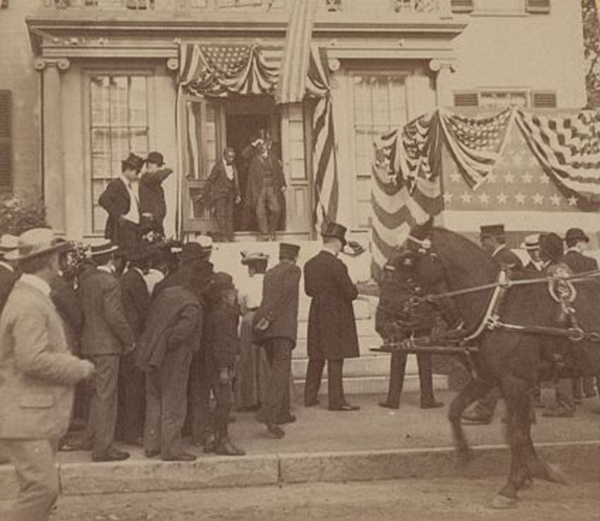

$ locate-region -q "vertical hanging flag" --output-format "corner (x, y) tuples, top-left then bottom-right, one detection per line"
(276, 0), (320, 104)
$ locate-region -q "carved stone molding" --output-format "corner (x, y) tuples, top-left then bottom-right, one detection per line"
(428, 59), (457, 73)
(167, 57), (180, 71)
(33, 57), (71, 71)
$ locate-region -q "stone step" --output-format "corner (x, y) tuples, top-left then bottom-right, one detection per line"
(292, 354), (392, 378)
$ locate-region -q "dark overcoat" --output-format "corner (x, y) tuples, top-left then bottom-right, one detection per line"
(204, 300), (239, 373)
(304, 251), (360, 360)
(252, 261), (301, 346)
(245, 154), (286, 210)
(98, 178), (133, 242)
(206, 161), (240, 203)
(51, 275), (84, 355)
(563, 250), (599, 274)
(491, 246), (522, 271)
(120, 268), (150, 339)
(139, 168), (172, 231)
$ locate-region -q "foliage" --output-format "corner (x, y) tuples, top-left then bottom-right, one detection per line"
(0, 196), (47, 236)
(582, 0), (600, 107)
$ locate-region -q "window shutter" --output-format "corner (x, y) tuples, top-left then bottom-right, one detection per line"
(454, 91), (479, 107)
(451, 0), (474, 13)
(0, 90), (13, 193)
(526, 0), (550, 14)
(531, 91), (557, 108)
(0, 0), (8, 10)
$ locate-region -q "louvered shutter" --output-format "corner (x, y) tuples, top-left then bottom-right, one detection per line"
(526, 0), (550, 14)
(531, 91), (557, 108)
(450, 0), (474, 13)
(454, 91), (479, 107)
(0, 91), (12, 193)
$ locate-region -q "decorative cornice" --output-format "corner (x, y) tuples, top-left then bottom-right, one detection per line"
(166, 57), (179, 71)
(33, 57), (71, 71)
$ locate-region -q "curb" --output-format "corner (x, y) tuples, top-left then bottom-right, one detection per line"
(0, 441), (598, 499)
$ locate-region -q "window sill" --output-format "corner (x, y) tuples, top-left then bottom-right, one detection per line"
(470, 11), (531, 18)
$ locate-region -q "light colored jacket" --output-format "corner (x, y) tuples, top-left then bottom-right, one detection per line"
(0, 280), (90, 439)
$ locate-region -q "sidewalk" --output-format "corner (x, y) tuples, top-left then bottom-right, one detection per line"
(1, 390), (599, 498)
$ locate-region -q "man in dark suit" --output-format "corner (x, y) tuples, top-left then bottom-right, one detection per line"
(139, 151), (173, 237)
(78, 240), (135, 461)
(563, 228), (599, 401)
(254, 243), (301, 438)
(463, 224), (523, 425)
(304, 222), (361, 412)
(245, 142), (286, 241)
(206, 147), (241, 242)
(0, 234), (19, 317)
(99, 153), (145, 252)
(116, 245), (153, 445)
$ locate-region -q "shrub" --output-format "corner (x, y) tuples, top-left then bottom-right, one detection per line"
(0, 196), (47, 236)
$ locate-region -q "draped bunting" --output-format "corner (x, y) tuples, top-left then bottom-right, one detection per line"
(371, 108), (600, 279)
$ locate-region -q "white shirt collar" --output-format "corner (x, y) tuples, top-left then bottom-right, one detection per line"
(321, 248), (338, 257)
(565, 246), (580, 254)
(20, 273), (51, 297)
(0, 260), (14, 272)
(492, 245), (505, 257)
(97, 265), (114, 275)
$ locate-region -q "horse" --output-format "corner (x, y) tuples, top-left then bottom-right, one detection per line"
(398, 224), (600, 508)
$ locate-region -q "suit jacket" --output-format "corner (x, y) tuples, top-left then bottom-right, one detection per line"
(51, 275), (84, 355)
(304, 251), (360, 360)
(204, 300), (239, 372)
(0, 263), (18, 317)
(245, 153), (286, 209)
(206, 161), (240, 203)
(492, 246), (522, 271)
(139, 168), (172, 228)
(136, 286), (202, 372)
(253, 261), (301, 346)
(0, 280), (90, 439)
(78, 266), (134, 357)
(563, 250), (599, 274)
(98, 178), (133, 241)
(120, 268), (150, 339)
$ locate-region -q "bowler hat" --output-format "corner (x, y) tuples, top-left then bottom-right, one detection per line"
(122, 153), (145, 172)
(321, 222), (347, 246)
(146, 151), (165, 167)
(88, 239), (119, 257)
(179, 243), (206, 263)
(480, 224), (505, 240)
(241, 251), (269, 266)
(212, 272), (235, 292)
(0, 234), (19, 257)
(5, 228), (69, 261)
(565, 228), (589, 244)
(128, 244), (157, 263)
(279, 243), (300, 260)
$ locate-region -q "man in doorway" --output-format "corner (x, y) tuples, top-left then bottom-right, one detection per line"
(99, 153), (145, 252)
(245, 141), (286, 241)
(139, 151), (173, 238)
(304, 222), (361, 412)
(206, 147), (241, 242)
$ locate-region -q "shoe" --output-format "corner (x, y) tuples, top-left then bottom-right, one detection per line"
(421, 401), (444, 410)
(92, 447), (130, 462)
(542, 408), (574, 418)
(330, 404), (360, 412)
(461, 412), (492, 425)
(584, 391), (597, 398)
(378, 401), (400, 410)
(276, 415), (296, 425)
(162, 452), (196, 462)
(144, 449), (160, 458)
(266, 423), (285, 439)
(215, 439), (246, 456)
(304, 399), (320, 407)
(59, 439), (93, 452)
(203, 435), (216, 454)
(228, 414), (237, 424)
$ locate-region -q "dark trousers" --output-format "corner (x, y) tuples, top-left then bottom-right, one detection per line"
(257, 338), (293, 425)
(573, 376), (598, 398)
(144, 346), (193, 459)
(384, 352), (436, 407)
(188, 353), (213, 444)
(214, 196), (235, 242)
(256, 186), (280, 236)
(115, 219), (141, 252)
(212, 373), (234, 440)
(304, 358), (346, 410)
(85, 355), (120, 458)
(116, 352), (145, 444)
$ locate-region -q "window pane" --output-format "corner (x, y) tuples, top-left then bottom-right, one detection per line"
(130, 127), (149, 156)
(91, 128), (111, 179)
(110, 128), (130, 174)
(129, 77), (148, 126)
(90, 76), (110, 126)
(110, 77), (129, 127)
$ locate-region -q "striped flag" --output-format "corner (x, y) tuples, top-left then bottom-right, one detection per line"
(276, 0), (320, 104)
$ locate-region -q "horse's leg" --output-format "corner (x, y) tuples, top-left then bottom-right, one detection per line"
(448, 377), (492, 465)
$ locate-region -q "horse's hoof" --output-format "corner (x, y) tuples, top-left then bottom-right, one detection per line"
(489, 495), (518, 510)
(545, 463), (569, 486)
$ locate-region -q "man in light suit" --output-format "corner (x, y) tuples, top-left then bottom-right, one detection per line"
(254, 243), (301, 438)
(0, 229), (94, 521)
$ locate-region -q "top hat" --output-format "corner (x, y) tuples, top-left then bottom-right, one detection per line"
(565, 228), (589, 244)
(0, 234), (19, 257)
(5, 228), (69, 261)
(241, 251), (269, 266)
(521, 233), (540, 251)
(146, 151), (165, 167)
(321, 222), (347, 246)
(122, 153), (145, 172)
(407, 219), (433, 247)
(480, 224), (505, 240)
(88, 239), (119, 257)
(279, 243), (300, 259)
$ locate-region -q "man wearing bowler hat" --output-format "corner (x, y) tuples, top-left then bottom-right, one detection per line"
(140, 151), (173, 237)
(563, 228), (600, 402)
(254, 243), (301, 438)
(0, 229), (95, 521)
(99, 152), (145, 251)
(304, 222), (361, 411)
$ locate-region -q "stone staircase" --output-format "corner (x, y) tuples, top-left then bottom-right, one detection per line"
(210, 239), (448, 395)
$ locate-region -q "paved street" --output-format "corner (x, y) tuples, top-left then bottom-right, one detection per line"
(7, 478), (598, 521)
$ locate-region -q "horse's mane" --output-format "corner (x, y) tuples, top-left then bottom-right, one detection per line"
(430, 227), (499, 329)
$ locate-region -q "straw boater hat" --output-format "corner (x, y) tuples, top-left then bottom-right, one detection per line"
(0, 234), (19, 258)
(240, 251), (269, 266)
(88, 239), (120, 257)
(521, 233), (540, 251)
(5, 228), (69, 261)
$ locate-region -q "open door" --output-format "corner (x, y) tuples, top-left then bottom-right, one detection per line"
(181, 95), (225, 234)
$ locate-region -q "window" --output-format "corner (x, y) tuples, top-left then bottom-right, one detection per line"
(89, 75), (149, 233)
(352, 74), (407, 228)
(0, 90), (12, 193)
(451, 0), (473, 13)
(454, 90), (557, 108)
(479, 91), (528, 108)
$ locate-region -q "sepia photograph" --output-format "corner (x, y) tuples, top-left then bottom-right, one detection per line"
(0, 0), (599, 520)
